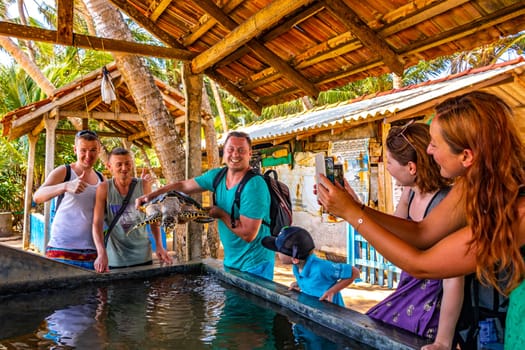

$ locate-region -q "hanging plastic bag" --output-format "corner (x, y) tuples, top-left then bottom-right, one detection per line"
(101, 66), (116, 105)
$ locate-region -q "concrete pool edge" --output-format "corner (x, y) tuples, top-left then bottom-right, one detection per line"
(202, 258), (428, 350)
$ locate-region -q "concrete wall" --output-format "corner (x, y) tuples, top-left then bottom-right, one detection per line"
(267, 153), (349, 259)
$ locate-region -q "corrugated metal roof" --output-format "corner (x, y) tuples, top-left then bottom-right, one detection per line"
(230, 58), (525, 145)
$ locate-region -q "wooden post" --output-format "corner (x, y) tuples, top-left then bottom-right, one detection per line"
(182, 62), (203, 261)
(43, 112), (59, 247)
(22, 133), (38, 250)
(381, 122), (394, 214)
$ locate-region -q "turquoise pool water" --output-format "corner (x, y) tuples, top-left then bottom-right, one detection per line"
(0, 274), (371, 349)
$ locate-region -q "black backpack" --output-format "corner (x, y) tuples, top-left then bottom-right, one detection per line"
(54, 164), (104, 212)
(455, 273), (509, 349)
(212, 167), (292, 236)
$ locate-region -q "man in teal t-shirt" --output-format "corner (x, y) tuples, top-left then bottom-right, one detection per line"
(135, 131), (274, 280)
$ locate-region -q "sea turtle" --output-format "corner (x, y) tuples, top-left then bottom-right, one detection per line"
(127, 190), (214, 234)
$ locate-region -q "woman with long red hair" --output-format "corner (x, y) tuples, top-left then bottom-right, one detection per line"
(318, 91), (525, 348)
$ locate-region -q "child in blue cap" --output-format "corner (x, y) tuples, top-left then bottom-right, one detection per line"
(262, 226), (359, 307)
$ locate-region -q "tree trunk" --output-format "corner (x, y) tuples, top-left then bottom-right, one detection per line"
(0, 37), (55, 96)
(83, 0), (185, 183)
(209, 80), (228, 133)
(182, 63), (203, 261)
(201, 83), (221, 258)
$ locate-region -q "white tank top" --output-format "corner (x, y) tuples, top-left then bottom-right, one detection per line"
(48, 169), (100, 250)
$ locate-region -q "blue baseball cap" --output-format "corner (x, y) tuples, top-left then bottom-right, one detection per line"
(262, 226), (315, 259)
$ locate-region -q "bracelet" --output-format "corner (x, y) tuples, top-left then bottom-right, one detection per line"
(356, 203), (365, 230)
(355, 217), (364, 231)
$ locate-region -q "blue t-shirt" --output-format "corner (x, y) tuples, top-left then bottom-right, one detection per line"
(293, 254), (354, 307)
(196, 168), (275, 279)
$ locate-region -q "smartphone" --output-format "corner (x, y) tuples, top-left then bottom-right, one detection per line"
(324, 156), (335, 184)
(333, 163), (344, 187)
(315, 153), (326, 192)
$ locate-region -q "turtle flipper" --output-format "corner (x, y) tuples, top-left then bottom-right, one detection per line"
(126, 215), (161, 235)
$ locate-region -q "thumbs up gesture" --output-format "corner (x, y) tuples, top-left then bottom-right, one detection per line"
(65, 170), (88, 194)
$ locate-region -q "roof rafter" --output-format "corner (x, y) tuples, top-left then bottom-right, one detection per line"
(108, 0), (185, 49)
(182, 0), (244, 46)
(147, 0), (173, 22)
(191, 0), (314, 74)
(205, 70), (262, 115)
(323, 0), (404, 76)
(255, 3), (525, 105)
(193, 0), (319, 98)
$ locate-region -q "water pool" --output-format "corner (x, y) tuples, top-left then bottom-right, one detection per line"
(0, 273), (372, 349)
(1, 245), (424, 349)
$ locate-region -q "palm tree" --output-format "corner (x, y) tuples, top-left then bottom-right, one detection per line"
(83, 0), (186, 183)
(450, 33), (525, 73)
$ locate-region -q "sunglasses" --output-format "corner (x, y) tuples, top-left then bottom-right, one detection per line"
(76, 130), (98, 138)
(397, 119), (416, 151)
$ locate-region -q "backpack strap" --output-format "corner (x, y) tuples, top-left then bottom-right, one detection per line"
(104, 178), (138, 246)
(95, 170), (104, 181)
(230, 169), (258, 228)
(212, 167), (228, 206)
(55, 164), (72, 211)
(212, 167), (260, 228)
(264, 169), (291, 207)
(55, 165), (103, 212)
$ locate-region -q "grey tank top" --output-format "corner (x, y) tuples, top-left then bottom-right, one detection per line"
(105, 178), (152, 267)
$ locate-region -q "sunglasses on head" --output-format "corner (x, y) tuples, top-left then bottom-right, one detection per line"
(396, 119), (416, 151)
(76, 130), (98, 138)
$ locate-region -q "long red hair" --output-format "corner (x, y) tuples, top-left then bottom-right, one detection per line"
(435, 91), (525, 294)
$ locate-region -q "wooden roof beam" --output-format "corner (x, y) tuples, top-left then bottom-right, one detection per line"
(147, 0), (173, 22)
(182, 0), (244, 46)
(191, 0), (314, 74)
(56, 0), (74, 45)
(0, 21), (194, 60)
(59, 110), (142, 121)
(193, 0), (319, 98)
(108, 0), (184, 49)
(205, 70), (262, 115)
(261, 2), (325, 42)
(402, 6), (525, 56)
(323, 0), (404, 76)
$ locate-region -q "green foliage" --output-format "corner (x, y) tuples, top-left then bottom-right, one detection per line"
(0, 64), (45, 114)
(0, 137), (25, 212)
(403, 57), (449, 85)
(261, 99), (305, 119)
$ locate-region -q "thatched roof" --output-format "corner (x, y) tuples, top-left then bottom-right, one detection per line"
(1, 0), (524, 115)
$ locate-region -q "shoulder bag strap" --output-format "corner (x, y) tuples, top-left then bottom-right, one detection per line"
(104, 178), (138, 246)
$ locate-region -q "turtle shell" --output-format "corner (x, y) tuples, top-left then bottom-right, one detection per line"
(126, 190), (214, 235)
